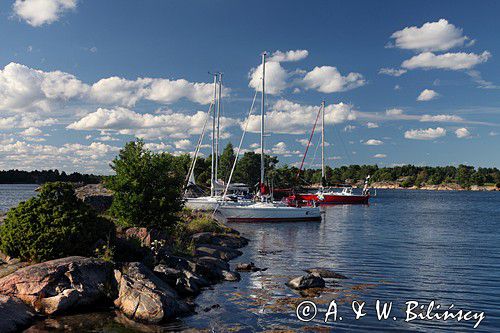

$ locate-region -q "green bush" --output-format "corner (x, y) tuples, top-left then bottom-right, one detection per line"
(0, 182), (115, 262)
(105, 139), (184, 229)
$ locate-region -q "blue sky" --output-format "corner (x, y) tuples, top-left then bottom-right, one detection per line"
(0, 0), (499, 174)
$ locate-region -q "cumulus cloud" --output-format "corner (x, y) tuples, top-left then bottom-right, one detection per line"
(402, 51), (491, 71)
(302, 66), (366, 93)
(379, 68), (407, 77)
(0, 62), (220, 124)
(67, 107), (237, 139)
(269, 142), (301, 156)
(420, 114), (463, 122)
(268, 50), (309, 62)
(455, 127), (471, 138)
(0, 114), (56, 130)
(246, 99), (356, 135)
(13, 0), (77, 27)
(404, 127), (446, 140)
(174, 139), (191, 150)
(386, 108), (403, 116)
(417, 89), (439, 101)
(364, 139), (383, 146)
(344, 125), (356, 132)
(389, 19), (471, 52)
(373, 154), (387, 158)
(0, 140), (119, 173)
(248, 61), (288, 95)
(0, 62), (89, 113)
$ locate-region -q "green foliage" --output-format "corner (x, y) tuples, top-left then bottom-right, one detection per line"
(0, 182), (115, 262)
(233, 151), (278, 186)
(105, 139), (185, 229)
(218, 143), (235, 182)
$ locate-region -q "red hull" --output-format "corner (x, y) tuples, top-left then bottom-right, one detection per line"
(291, 193), (370, 205)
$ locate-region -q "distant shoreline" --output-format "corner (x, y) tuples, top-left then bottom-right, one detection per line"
(369, 182), (499, 192)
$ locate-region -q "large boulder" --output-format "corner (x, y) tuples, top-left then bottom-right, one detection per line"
(190, 256), (230, 282)
(194, 245), (242, 261)
(0, 295), (35, 333)
(114, 262), (191, 324)
(0, 256), (114, 314)
(191, 232), (248, 249)
(75, 183), (113, 213)
(286, 273), (325, 290)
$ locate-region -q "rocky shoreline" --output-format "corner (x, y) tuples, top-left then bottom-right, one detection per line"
(369, 181), (499, 191)
(0, 229), (249, 332)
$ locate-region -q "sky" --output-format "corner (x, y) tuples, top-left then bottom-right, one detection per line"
(0, 0), (499, 174)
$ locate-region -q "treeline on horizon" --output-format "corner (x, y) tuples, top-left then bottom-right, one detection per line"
(2, 142), (499, 189)
(188, 143), (500, 190)
(0, 169), (101, 184)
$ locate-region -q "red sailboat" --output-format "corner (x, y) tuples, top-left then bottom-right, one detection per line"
(287, 101), (371, 206)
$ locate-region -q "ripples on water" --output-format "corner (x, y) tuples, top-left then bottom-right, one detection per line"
(1, 187), (498, 332)
(0, 184), (38, 212)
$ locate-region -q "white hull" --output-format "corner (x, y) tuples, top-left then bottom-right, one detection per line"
(217, 202), (322, 223)
(185, 196), (253, 211)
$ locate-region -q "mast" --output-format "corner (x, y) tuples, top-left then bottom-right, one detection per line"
(260, 52), (266, 191)
(321, 100), (325, 187)
(215, 73), (222, 182)
(210, 74), (217, 197)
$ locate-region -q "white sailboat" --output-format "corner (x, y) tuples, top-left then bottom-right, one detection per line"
(185, 73), (227, 210)
(216, 52), (322, 223)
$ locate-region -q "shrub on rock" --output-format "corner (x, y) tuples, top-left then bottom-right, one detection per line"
(0, 182), (115, 262)
(105, 140), (184, 229)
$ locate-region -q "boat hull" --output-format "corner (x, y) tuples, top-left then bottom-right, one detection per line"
(185, 197), (253, 211)
(292, 193), (370, 205)
(217, 204), (322, 223)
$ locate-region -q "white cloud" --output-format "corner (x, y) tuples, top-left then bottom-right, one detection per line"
(20, 127), (42, 136)
(389, 19), (471, 52)
(0, 140), (119, 173)
(0, 62), (89, 113)
(269, 142), (301, 156)
(174, 139), (191, 150)
(91, 76), (217, 107)
(386, 108), (403, 116)
(296, 138), (310, 147)
(402, 51), (491, 71)
(404, 127), (446, 140)
(455, 127), (471, 138)
(97, 135), (118, 142)
(379, 68), (407, 77)
(248, 61), (288, 95)
(420, 114), (463, 122)
(364, 139), (383, 146)
(268, 50), (309, 62)
(0, 114), (56, 129)
(144, 142), (173, 152)
(90, 77), (150, 107)
(13, 0), (77, 27)
(67, 107), (237, 139)
(366, 122), (379, 128)
(246, 99), (356, 135)
(394, 85), (401, 90)
(302, 66), (366, 93)
(373, 154), (387, 158)
(344, 125), (356, 132)
(417, 89), (439, 101)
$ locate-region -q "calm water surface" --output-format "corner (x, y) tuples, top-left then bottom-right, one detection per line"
(1, 186), (498, 332)
(0, 184), (38, 212)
